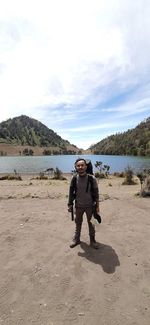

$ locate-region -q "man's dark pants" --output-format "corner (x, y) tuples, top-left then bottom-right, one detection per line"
(73, 207), (95, 242)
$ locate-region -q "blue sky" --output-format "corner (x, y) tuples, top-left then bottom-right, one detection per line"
(0, 0), (150, 149)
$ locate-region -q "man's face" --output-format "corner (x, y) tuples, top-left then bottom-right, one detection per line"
(75, 160), (87, 175)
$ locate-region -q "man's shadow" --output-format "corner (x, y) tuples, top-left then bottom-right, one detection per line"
(78, 242), (120, 274)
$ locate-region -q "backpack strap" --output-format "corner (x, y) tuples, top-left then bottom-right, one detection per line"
(86, 174), (98, 203)
(72, 174), (77, 194)
(68, 174), (77, 205)
(86, 174), (94, 192)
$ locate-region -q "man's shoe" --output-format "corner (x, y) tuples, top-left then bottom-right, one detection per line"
(70, 240), (81, 248)
(90, 241), (99, 249)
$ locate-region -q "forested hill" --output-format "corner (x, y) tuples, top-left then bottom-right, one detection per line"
(90, 117), (150, 156)
(0, 115), (80, 155)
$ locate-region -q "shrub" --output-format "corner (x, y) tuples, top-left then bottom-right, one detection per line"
(8, 175), (22, 180)
(122, 166), (136, 185)
(113, 172), (125, 178)
(136, 172), (146, 190)
(53, 167), (66, 180)
(94, 161), (110, 178)
(137, 169), (150, 197)
(35, 172), (48, 180)
(95, 172), (106, 179)
(0, 174), (22, 181)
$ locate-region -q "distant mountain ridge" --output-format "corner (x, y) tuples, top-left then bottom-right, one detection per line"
(0, 115), (150, 157)
(0, 115), (81, 156)
(90, 117), (150, 156)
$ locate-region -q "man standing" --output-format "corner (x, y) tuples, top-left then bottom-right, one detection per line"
(68, 158), (100, 249)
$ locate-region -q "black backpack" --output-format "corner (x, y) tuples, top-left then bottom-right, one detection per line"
(85, 159), (93, 175)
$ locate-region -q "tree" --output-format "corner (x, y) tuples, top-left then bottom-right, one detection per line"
(94, 161), (110, 179)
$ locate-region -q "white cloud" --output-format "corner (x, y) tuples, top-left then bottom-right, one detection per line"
(0, 0), (150, 148)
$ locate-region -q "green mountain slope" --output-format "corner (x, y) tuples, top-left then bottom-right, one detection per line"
(0, 115), (80, 155)
(90, 117), (150, 156)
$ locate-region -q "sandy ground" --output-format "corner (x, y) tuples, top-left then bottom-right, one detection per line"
(0, 174), (150, 325)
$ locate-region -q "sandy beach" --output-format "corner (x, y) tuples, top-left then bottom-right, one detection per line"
(0, 174), (150, 325)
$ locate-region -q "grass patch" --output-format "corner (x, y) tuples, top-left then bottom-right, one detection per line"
(0, 174), (22, 181)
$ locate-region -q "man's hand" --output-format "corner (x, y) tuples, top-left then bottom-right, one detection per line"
(68, 205), (73, 213)
(68, 204), (74, 221)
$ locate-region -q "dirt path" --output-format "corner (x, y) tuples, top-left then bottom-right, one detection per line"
(0, 175), (150, 324)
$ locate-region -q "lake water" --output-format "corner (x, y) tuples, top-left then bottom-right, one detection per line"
(0, 155), (150, 174)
